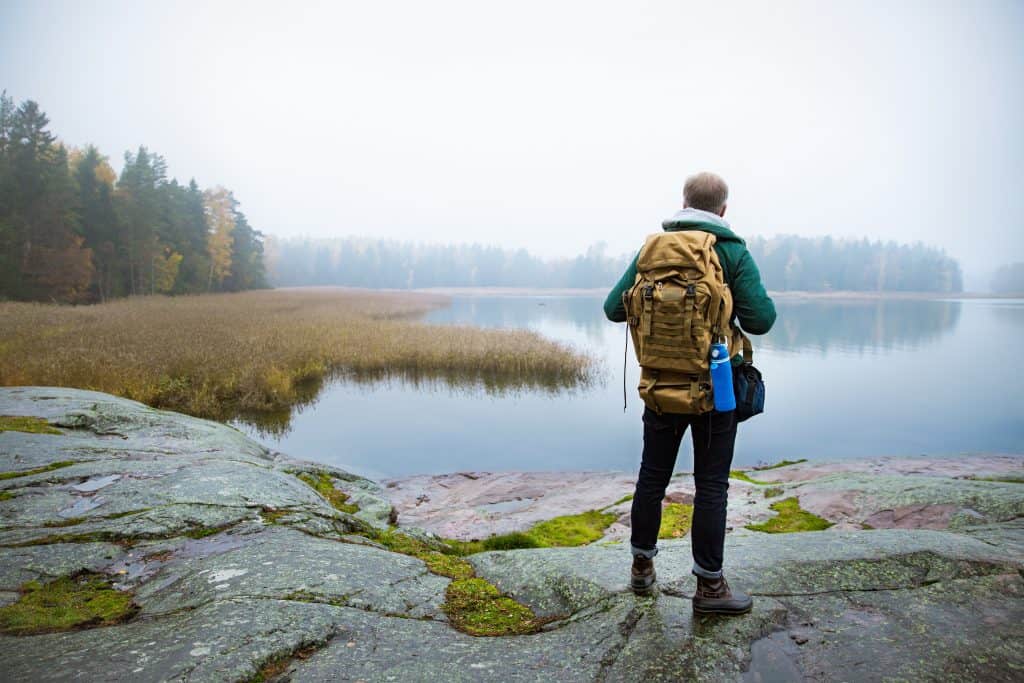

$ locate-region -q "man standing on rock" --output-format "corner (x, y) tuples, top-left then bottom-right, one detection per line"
(603, 172), (776, 614)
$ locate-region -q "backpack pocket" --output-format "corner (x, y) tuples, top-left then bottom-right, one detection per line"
(638, 368), (714, 415)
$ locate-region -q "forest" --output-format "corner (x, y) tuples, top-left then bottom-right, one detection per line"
(1, 91), (964, 301)
(267, 234), (963, 293)
(0, 93), (266, 303)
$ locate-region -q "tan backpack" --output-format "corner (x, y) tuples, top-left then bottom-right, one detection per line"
(623, 230), (744, 414)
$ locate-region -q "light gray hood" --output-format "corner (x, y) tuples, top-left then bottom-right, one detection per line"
(663, 207), (732, 230)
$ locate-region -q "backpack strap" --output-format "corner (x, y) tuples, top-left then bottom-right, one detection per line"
(640, 285), (654, 336)
(682, 283), (695, 339)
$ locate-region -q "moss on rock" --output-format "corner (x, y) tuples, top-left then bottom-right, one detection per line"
(443, 578), (542, 637)
(746, 497), (834, 533)
(659, 502), (694, 539)
(0, 415), (61, 435)
(522, 510), (617, 547)
(729, 470), (778, 485)
(296, 471), (360, 514)
(0, 572), (136, 635)
(0, 460), (75, 481)
(755, 458), (807, 471)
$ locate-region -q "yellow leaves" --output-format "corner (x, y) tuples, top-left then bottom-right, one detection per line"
(203, 187), (235, 289)
(93, 160), (116, 186)
(152, 248), (183, 293)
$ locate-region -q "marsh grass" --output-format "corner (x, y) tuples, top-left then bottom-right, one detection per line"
(0, 289), (595, 425)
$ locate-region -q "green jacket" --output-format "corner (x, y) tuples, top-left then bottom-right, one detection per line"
(603, 209), (777, 345)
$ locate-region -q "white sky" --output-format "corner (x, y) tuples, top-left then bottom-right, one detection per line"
(2, 1), (1022, 286)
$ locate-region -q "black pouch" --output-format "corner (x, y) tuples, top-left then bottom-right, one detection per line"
(733, 362), (765, 423)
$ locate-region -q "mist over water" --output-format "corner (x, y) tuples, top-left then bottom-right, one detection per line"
(239, 296), (1024, 480)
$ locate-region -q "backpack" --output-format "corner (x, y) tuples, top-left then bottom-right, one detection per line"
(622, 230), (742, 415)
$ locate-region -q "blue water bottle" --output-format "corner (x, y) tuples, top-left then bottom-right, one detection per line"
(709, 341), (736, 412)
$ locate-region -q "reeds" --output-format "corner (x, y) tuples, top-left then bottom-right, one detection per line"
(0, 288), (595, 422)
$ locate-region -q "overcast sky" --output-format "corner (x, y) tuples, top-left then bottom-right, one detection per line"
(2, 1), (1022, 285)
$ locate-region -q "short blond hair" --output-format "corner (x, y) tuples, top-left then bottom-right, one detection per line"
(683, 172), (729, 213)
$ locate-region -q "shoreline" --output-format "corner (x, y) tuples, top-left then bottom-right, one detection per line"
(1, 387), (1021, 681)
(409, 285), (1021, 300)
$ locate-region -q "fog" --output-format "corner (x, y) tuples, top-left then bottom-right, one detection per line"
(2, 0), (1022, 288)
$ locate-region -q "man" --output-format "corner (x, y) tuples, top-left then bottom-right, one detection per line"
(603, 172), (776, 614)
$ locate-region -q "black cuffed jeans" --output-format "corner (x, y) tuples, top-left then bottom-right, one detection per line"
(630, 406), (737, 578)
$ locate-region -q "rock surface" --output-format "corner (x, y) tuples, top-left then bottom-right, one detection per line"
(0, 386), (1021, 682)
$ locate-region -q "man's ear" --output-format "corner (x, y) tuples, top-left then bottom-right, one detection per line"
(718, 204), (727, 218)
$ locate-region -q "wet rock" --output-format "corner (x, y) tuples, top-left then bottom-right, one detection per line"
(862, 503), (958, 529)
(0, 598), (348, 682)
(1, 387), (1021, 682)
(133, 525), (449, 620)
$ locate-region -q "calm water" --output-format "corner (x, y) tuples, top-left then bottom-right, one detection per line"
(238, 296), (1024, 480)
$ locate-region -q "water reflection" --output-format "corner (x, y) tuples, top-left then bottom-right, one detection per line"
(428, 295), (964, 354)
(762, 299), (961, 353)
(236, 365), (597, 438)
(237, 296), (1024, 476)
(424, 296), (610, 341)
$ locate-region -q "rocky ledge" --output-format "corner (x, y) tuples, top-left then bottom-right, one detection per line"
(0, 387), (1021, 682)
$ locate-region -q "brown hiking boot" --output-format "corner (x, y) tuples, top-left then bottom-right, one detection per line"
(692, 573), (752, 615)
(631, 555), (656, 594)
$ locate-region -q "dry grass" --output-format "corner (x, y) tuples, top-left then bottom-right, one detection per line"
(0, 288), (594, 424)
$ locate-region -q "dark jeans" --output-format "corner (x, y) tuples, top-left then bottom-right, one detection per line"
(630, 406), (737, 577)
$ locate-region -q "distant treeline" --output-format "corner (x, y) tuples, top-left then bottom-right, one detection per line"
(0, 93), (266, 303)
(268, 234), (962, 293)
(266, 237), (631, 289)
(746, 235), (962, 293)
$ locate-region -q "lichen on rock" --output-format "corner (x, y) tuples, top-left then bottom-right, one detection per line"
(0, 386), (1020, 682)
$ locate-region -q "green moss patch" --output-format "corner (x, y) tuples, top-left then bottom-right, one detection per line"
(443, 578), (542, 636)
(479, 532), (542, 551)
(0, 415), (61, 435)
(183, 523), (234, 540)
(729, 470), (778, 485)
(261, 508), (289, 524)
(746, 497), (834, 533)
(763, 487), (785, 499)
(296, 471), (359, 514)
(0, 490), (15, 501)
(0, 572), (136, 635)
(0, 460), (75, 481)
(966, 475), (1024, 484)
(754, 458), (807, 471)
(360, 528), (544, 635)
(522, 510), (617, 547)
(367, 529), (475, 579)
(422, 552), (475, 579)
(611, 493), (634, 506)
(658, 502), (693, 539)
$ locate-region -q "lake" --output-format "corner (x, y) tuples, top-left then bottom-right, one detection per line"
(237, 295), (1024, 480)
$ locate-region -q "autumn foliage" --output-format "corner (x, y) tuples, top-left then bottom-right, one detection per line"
(0, 92), (266, 304)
